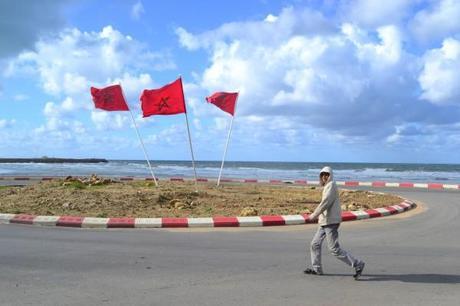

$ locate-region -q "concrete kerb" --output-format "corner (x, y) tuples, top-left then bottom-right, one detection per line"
(0, 200), (417, 229)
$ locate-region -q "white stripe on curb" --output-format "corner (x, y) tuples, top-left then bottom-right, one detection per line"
(82, 217), (109, 228)
(0, 213), (15, 224)
(188, 217), (214, 228)
(282, 215), (306, 225)
(33, 216), (60, 226)
(375, 207), (392, 216)
(237, 217), (263, 227)
(350, 210), (370, 220)
(134, 218), (162, 228)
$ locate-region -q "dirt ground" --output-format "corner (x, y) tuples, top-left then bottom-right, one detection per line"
(0, 178), (403, 218)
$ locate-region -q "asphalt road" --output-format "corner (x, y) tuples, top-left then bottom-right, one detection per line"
(1, 188), (459, 306)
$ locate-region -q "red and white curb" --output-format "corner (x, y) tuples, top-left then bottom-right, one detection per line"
(0, 200), (416, 229)
(1, 176), (459, 190)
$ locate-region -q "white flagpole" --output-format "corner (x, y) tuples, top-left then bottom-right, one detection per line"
(120, 84), (158, 186)
(217, 93), (239, 187)
(179, 76), (198, 188)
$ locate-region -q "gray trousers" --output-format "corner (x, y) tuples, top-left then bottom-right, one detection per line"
(310, 223), (360, 273)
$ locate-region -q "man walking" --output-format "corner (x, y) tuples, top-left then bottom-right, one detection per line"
(304, 166), (365, 280)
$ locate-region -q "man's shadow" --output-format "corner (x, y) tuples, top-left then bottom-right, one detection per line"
(354, 274), (460, 284)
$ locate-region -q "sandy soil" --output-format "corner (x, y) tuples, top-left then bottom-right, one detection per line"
(0, 178), (403, 218)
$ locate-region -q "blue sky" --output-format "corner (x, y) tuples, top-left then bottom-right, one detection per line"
(0, 0), (460, 163)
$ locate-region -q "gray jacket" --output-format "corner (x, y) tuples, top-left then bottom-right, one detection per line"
(310, 166), (342, 226)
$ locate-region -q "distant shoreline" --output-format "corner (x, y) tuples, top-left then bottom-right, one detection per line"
(0, 158), (108, 164)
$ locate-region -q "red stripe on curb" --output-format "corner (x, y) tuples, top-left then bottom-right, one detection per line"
(301, 214), (312, 223)
(366, 209), (382, 218)
(57, 216), (84, 227)
(372, 181), (386, 187)
(427, 183), (443, 189)
(244, 179), (258, 183)
(345, 181), (359, 186)
(220, 179), (234, 182)
(260, 215), (285, 226)
(41, 177), (53, 181)
(295, 180), (307, 185)
(14, 177), (30, 180)
(341, 211), (357, 221)
(145, 177), (159, 181)
(269, 180), (282, 184)
(162, 218), (188, 228)
(212, 217), (239, 227)
(197, 178), (208, 182)
(120, 177), (134, 181)
(170, 178), (184, 182)
(399, 182), (414, 188)
(10, 214), (35, 225)
(385, 206), (398, 214)
(107, 218), (135, 228)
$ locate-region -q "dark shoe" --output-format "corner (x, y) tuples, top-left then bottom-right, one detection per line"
(304, 268), (323, 275)
(353, 262), (365, 280)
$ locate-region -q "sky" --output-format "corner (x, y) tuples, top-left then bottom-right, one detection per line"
(0, 0), (459, 163)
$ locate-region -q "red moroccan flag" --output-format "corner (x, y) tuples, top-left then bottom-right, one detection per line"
(206, 92), (238, 116)
(140, 78), (186, 117)
(90, 84), (129, 111)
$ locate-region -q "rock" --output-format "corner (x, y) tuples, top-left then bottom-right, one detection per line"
(240, 207), (258, 216)
(174, 201), (185, 209)
(341, 204), (348, 210)
(348, 204), (358, 211)
(62, 202), (71, 209)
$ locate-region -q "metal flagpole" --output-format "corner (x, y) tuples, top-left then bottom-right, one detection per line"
(119, 84), (158, 186)
(179, 76), (198, 188)
(128, 110), (158, 186)
(217, 93), (239, 187)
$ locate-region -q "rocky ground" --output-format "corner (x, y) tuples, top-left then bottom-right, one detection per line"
(0, 175), (403, 218)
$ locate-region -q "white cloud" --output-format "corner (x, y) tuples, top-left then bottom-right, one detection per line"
(131, 1), (145, 20)
(91, 110), (130, 131)
(341, 0), (416, 28)
(6, 26), (175, 96)
(13, 94), (29, 101)
(419, 38), (460, 105)
(410, 0), (460, 45)
(0, 119), (15, 129)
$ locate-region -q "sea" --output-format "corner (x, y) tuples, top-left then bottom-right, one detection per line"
(0, 160), (460, 184)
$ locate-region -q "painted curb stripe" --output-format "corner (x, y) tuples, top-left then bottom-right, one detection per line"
(341, 211), (357, 221)
(170, 178), (184, 182)
(260, 215), (285, 226)
(237, 216), (263, 227)
(0, 213), (16, 224)
(345, 181), (359, 186)
(33, 216), (60, 226)
(162, 218), (188, 228)
(10, 214), (35, 225)
(82, 217), (109, 228)
(244, 179), (258, 183)
(188, 218), (214, 228)
(428, 183), (443, 189)
(134, 218), (162, 228)
(212, 217), (239, 227)
(399, 182), (414, 188)
(57, 216), (84, 227)
(108, 218), (135, 228)
(372, 181), (386, 187)
(270, 180), (282, 184)
(365, 209), (382, 218)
